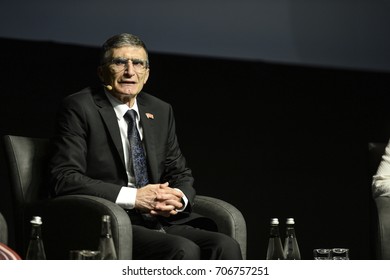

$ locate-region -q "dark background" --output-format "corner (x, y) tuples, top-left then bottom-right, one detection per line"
(0, 38), (389, 260)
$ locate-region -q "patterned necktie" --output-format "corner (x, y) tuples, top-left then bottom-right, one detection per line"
(124, 109), (149, 188)
(124, 110), (165, 232)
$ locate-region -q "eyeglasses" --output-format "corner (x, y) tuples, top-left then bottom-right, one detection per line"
(108, 57), (149, 73)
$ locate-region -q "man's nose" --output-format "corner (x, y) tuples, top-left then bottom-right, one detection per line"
(124, 61), (136, 75)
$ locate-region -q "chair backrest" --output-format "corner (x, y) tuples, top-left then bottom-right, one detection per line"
(2, 134), (133, 260)
(3, 135), (51, 209)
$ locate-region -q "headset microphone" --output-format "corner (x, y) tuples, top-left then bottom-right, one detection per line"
(103, 84), (113, 91)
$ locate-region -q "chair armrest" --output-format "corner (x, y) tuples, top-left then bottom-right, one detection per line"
(193, 195), (247, 259)
(25, 195), (132, 259)
(375, 196), (390, 260)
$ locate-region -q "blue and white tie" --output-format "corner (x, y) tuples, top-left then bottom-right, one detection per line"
(124, 109), (149, 188)
(124, 109), (165, 232)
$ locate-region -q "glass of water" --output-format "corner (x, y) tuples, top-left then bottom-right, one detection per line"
(69, 250), (101, 260)
(313, 248), (331, 260)
(331, 248), (349, 260)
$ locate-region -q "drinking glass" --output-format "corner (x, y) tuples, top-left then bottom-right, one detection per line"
(69, 250), (82, 260)
(313, 248), (331, 260)
(69, 250), (100, 260)
(331, 248), (349, 260)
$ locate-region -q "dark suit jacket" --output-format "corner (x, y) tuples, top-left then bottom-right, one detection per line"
(49, 86), (199, 224)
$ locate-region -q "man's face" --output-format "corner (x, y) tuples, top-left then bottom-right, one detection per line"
(98, 46), (150, 103)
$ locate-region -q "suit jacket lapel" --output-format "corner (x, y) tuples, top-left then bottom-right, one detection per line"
(93, 89), (126, 168)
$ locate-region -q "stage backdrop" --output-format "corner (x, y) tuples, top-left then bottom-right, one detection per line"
(0, 0), (389, 71)
(1, 38), (390, 259)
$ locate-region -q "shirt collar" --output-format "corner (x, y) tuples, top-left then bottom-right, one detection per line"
(105, 91), (140, 121)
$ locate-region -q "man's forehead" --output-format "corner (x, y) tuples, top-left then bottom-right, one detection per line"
(110, 46), (147, 57)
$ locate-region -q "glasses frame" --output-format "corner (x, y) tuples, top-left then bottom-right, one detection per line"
(107, 57), (149, 73)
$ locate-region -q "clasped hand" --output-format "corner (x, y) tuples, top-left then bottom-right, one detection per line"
(135, 182), (183, 217)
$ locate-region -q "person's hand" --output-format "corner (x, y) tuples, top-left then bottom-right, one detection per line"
(135, 182), (183, 217)
(151, 183), (183, 217)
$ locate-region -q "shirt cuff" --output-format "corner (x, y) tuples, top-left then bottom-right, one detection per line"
(174, 188), (188, 212)
(116, 186), (137, 209)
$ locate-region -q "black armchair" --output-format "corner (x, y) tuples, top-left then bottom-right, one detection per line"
(2, 134), (247, 259)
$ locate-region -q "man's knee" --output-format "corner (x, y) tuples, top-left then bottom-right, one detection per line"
(212, 234), (243, 260)
(171, 238), (201, 260)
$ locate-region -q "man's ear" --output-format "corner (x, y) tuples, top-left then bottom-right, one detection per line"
(143, 68), (150, 85)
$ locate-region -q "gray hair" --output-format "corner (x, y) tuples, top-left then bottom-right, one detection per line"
(99, 33), (149, 67)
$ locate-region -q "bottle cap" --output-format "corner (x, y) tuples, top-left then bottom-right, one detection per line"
(286, 218), (295, 224)
(270, 218), (279, 225)
(30, 216), (42, 225)
(102, 215), (111, 222)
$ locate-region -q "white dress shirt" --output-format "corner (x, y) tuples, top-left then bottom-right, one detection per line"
(105, 92), (139, 209)
(372, 139), (390, 198)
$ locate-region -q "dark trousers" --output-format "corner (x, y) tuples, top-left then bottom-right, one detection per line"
(132, 224), (243, 260)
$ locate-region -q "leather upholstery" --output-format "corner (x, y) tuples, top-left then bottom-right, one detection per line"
(193, 195), (247, 259)
(3, 135), (132, 259)
(369, 142), (390, 259)
(3, 134), (247, 259)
